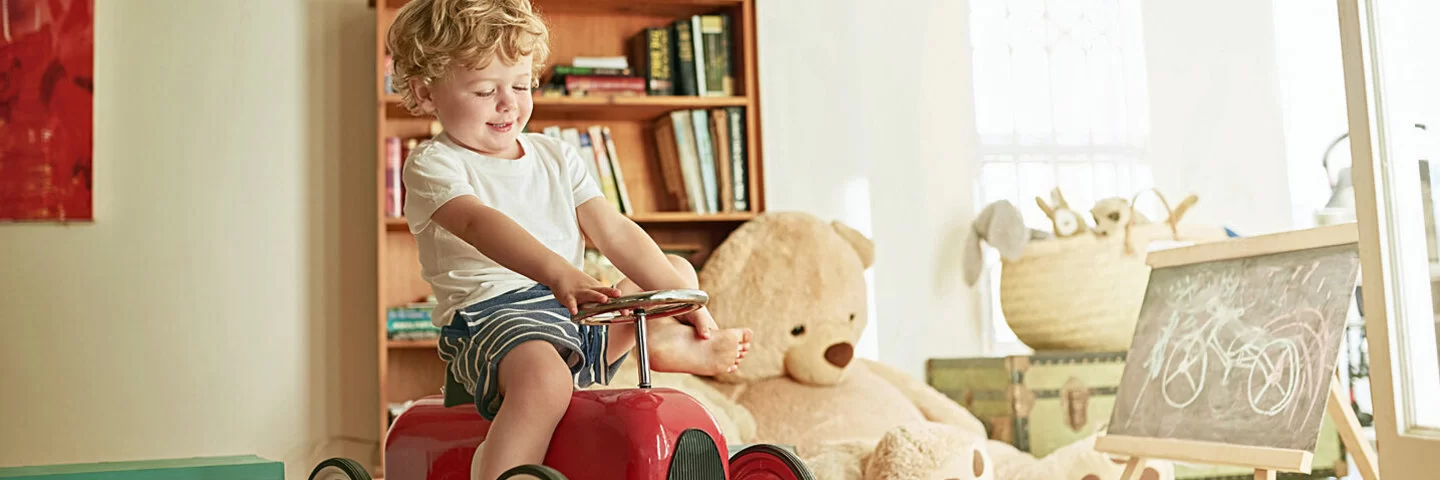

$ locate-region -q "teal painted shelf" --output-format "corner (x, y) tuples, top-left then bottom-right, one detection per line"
(0, 455), (282, 480)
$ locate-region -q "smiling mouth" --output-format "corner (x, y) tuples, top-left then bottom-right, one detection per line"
(487, 122), (514, 132)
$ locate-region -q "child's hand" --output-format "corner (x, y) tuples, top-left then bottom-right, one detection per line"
(551, 269), (621, 315)
(678, 306), (719, 339)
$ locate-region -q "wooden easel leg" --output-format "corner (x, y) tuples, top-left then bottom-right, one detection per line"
(1119, 457), (1147, 480)
(1254, 469), (1276, 480)
(1329, 370), (1381, 480)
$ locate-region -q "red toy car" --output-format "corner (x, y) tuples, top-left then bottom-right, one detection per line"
(309, 289), (813, 480)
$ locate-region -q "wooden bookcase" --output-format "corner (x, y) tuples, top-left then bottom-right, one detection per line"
(367, 0), (764, 473)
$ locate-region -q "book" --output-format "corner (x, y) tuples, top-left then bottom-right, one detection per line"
(690, 16), (708, 97)
(385, 137), (402, 217)
(587, 126), (626, 213)
(600, 126), (633, 213)
(727, 106), (748, 211)
(654, 119), (690, 210)
(573, 56), (629, 70)
(669, 110), (707, 213)
(699, 14), (732, 96)
(691, 109), (719, 213)
(630, 27), (674, 96)
(564, 75), (646, 96)
(672, 19), (698, 96)
(710, 109), (734, 212)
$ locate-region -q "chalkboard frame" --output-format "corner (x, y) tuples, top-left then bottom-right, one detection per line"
(1094, 223), (1361, 476)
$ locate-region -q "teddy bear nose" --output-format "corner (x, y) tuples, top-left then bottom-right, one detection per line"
(825, 343), (854, 367)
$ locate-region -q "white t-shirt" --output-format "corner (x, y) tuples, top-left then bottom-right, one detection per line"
(403, 132), (605, 327)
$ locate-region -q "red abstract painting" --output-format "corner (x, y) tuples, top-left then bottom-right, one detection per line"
(0, 0), (93, 222)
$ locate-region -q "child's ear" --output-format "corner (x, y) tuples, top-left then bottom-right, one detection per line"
(410, 78), (436, 113)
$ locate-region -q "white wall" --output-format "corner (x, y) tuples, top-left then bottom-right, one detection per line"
(758, 0), (983, 379)
(1271, 0), (1350, 228)
(759, 0), (1311, 379)
(0, 1), (378, 477)
(752, 0), (882, 360)
(1140, 0), (1296, 236)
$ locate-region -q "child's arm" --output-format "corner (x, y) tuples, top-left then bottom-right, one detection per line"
(431, 196), (620, 313)
(575, 197), (717, 337)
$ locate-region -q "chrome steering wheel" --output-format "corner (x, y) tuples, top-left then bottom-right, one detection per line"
(572, 289), (709, 389)
(573, 289), (708, 326)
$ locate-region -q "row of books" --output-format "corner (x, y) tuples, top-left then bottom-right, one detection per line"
(539, 13), (736, 98)
(539, 125), (635, 214)
(384, 137), (418, 218)
(656, 107), (749, 214)
(382, 107), (748, 218)
(387, 298), (438, 340)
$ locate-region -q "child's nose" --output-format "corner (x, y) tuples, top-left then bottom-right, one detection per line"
(496, 90), (517, 111)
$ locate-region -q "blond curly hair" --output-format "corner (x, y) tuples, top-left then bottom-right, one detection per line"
(387, 0), (550, 115)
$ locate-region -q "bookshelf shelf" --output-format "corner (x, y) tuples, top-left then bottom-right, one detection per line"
(383, 95), (750, 122)
(377, 0), (741, 17)
(629, 211), (754, 223)
(368, 0), (763, 475)
(388, 339), (437, 349)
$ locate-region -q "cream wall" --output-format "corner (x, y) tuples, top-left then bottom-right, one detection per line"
(0, 0), (1319, 474)
(757, 0), (1307, 380)
(0, 0), (379, 477)
(1141, 0), (1296, 236)
(756, 0), (983, 379)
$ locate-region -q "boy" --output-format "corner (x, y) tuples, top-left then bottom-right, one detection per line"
(387, 0), (752, 478)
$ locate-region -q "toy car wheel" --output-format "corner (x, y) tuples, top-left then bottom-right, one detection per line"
(729, 445), (815, 480)
(497, 464), (568, 480)
(308, 457), (371, 480)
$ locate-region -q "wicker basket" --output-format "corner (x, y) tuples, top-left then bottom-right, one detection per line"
(998, 190), (1232, 352)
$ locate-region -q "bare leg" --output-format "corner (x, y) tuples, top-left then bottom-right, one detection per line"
(473, 341), (574, 480)
(605, 255), (752, 375)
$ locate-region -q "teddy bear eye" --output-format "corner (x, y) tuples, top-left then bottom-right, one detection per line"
(791, 325), (806, 336)
(849, 314), (856, 322)
(1108, 212), (1121, 221)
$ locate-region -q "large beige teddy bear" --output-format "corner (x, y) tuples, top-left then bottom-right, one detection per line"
(682, 211), (1171, 480)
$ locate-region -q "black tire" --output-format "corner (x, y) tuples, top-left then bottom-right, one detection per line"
(497, 464), (569, 480)
(729, 444), (815, 480)
(308, 457), (372, 480)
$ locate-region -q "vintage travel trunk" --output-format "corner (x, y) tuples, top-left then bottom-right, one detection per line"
(926, 351), (1347, 479)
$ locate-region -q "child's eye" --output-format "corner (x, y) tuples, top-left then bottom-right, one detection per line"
(512, 86), (529, 92)
(475, 90), (495, 97)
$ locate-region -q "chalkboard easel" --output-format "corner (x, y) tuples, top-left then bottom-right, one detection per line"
(1093, 223), (1379, 480)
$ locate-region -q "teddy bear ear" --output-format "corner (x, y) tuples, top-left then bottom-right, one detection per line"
(831, 220), (875, 269)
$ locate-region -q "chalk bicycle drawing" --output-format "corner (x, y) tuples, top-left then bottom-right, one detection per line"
(1139, 268), (1323, 419)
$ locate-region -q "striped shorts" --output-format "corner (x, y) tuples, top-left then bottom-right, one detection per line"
(436, 283), (627, 421)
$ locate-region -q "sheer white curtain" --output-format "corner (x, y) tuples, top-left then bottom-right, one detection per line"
(969, 0), (1155, 353)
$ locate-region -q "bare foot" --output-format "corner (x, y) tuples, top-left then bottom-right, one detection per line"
(647, 318), (752, 376)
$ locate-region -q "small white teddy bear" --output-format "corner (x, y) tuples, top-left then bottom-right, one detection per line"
(1089, 196), (1150, 237)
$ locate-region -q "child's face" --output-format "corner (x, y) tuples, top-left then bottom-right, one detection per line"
(414, 54), (535, 159)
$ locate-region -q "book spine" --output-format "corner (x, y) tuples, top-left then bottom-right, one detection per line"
(710, 108), (734, 212)
(691, 109), (719, 213)
(384, 54), (395, 94)
(672, 20), (697, 96)
(700, 15), (730, 96)
(565, 75), (647, 94)
(386, 137), (402, 217)
(653, 119), (689, 209)
(690, 16), (708, 96)
(636, 27), (673, 96)
(601, 126), (633, 213)
(586, 126), (625, 212)
(553, 65), (631, 76)
(727, 107), (748, 211)
(671, 111), (706, 213)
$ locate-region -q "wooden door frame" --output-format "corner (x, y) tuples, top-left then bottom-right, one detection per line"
(1337, 0), (1440, 476)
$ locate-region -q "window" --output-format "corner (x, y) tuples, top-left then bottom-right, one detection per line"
(968, 0), (1154, 354)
